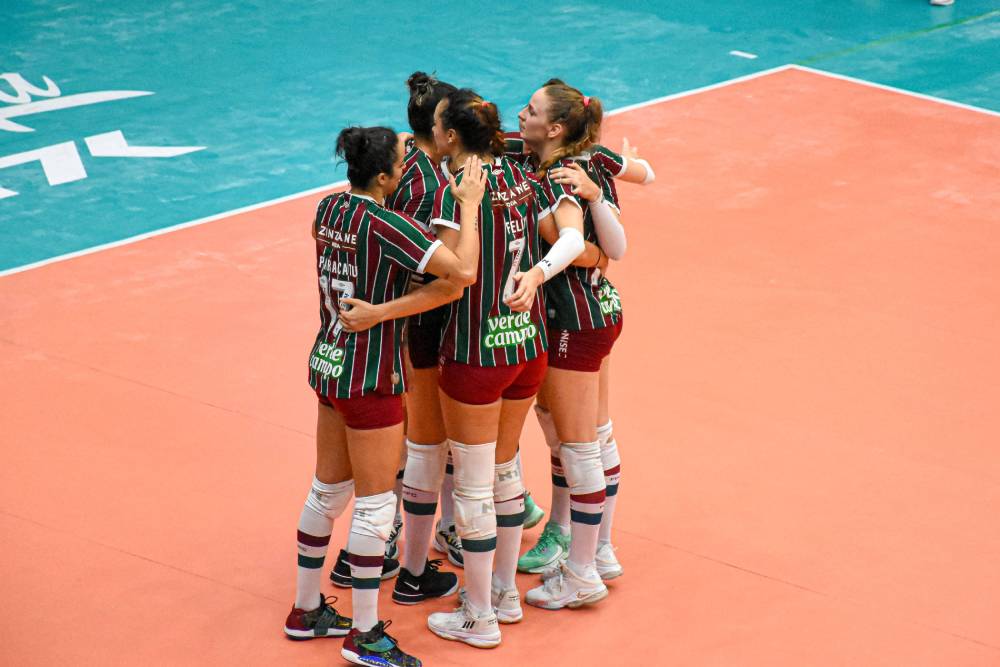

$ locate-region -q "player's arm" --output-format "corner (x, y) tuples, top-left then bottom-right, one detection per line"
(339, 278), (464, 332)
(550, 161), (626, 260)
(615, 137), (655, 184)
(505, 195), (586, 312)
(422, 155), (485, 285)
(538, 215), (609, 272)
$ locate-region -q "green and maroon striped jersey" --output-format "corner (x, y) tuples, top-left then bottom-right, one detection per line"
(431, 155), (562, 367)
(308, 192), (442, 398)
(539, 154), (624, 331)
(386, 139), (444, 230)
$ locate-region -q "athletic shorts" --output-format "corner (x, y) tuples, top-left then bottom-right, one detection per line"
(438, 353), (549, 405)
(406, 304), (449, 370)
(317, 392), (404, 430)
(547, 317), (623, 373)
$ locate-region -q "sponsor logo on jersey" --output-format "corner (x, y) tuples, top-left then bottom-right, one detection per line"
(490, 180), (533, 209)
(597, 281), (622, 315)
(483, 312), (538, 349)
(309, 342), (346, 379)
(317, 227), (358, 253)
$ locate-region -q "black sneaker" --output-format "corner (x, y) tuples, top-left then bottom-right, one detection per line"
(392, 559), (459, 605)
(385, 516), (403, 560)
(341, 620), (420, 667)
(283, 594), (352, 640)
(330, 548), (402, 588)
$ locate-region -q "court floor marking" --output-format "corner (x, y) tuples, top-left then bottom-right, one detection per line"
(2, 62), (997, 280)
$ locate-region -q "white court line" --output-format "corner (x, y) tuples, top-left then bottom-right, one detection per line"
(729, 51), (759, 60)
(3, 62), (997, 278)
(789, 64), (1000, 119)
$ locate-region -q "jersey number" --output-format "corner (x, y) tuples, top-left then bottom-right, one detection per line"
(321, 275), (355, 338)
(502, 237), (526, 301)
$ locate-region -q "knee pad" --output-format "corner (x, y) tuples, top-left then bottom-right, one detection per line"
(402, 439), (448, 492)
(596, 420), (614, 447)
(493, 456), (524, 503)
(350, 490), (396, 542)
(559, 441), (605, 495)
(304, 477), (354, 521)
(450, 441), (497, 544)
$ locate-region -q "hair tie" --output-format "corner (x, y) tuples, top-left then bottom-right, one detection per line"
(582, 96), (591, 108)
(480, 100), (491, 109)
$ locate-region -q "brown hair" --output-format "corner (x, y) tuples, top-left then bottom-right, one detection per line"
(440, 88), (506, 157)
(537, 82), (603, 176)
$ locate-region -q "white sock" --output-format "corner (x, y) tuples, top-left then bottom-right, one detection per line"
(294, 478), (352, 610)
(402, 485), (437, 575)
(347, 491), (393, 632)
(598, 422), (620, 545)
(535, 406), (570, 530)
(493, 457), (525, 591)
(563, 441), (605, 571)
(439, 451), (455, 529)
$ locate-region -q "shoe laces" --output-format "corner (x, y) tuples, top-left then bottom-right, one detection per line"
(530, 526), (561, 555)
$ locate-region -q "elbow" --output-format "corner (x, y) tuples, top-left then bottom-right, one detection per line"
(454, 267), (478, 288)
(606, 245), (626, 261)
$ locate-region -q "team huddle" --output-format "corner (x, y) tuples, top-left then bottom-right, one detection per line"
(285, 72), (655, 666)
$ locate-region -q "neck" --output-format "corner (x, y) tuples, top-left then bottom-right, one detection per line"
(413, 135), (438, 161)
(451, 148), (493, 171)
(350, 186), (384, 205)
(534, 137), (563, 166)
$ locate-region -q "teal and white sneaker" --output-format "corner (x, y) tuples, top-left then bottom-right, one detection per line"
(517, 521), (570, 574)
(522, 491), (545, 530)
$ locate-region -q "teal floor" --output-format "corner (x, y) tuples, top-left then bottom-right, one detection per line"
(2, 1), (998, 271)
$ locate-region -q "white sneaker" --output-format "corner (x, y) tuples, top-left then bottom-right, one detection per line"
(526, 561), (608, 610)
(595, 542), (624, 580)
(427, 598), (501, 648)
(491, 579), (523, 624)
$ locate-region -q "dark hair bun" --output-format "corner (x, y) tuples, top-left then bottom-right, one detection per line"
(335, 126), (397, 188)
(336, 127), (370, 162)
(407, 71), (435, 98)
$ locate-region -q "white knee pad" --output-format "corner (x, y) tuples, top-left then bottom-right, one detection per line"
(493, 456), (524, 502)
(450, 441), (497, 542)
(402, 439), (448, 492)
(559, 441), (605, 495)
(304, 477), (354, 520)
(350, 490), (396, 542)
(596, 420), (614, 447)
(600, 436), (621, 470)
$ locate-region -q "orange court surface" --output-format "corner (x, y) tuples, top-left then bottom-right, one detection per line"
(2, 67), (999, 666)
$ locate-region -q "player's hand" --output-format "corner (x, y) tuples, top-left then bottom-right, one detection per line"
(338, 298), (384, 332)
(451, 155), (486, 206)
(621, 136), (640, 159)
(397, 131), (414, 144)
(550, 162), (601, 202)
(504, 267), (544, 312)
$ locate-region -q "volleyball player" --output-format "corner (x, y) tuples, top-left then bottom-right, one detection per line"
(284, 125), (484, 667)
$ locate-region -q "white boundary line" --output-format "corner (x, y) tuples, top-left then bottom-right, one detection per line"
(2, 62), (996, 278)
(789, 64), (1000, 119)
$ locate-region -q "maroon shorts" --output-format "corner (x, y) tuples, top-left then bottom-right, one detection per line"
(439, 353), (549, 405)
(547, 318), (623, 373)
(406, 304), (448, 370)
(317, 392), (404, 430)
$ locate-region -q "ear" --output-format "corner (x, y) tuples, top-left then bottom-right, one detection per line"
(547, 122), (563, 140)
(446, 128), (458, 144)
(375, 171), (391, 189)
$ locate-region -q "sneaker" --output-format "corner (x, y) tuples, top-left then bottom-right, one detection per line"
(432, 522), (464, 568)
(427, 598), (501, 648)
(457, 578), (522, 624)
(595, 542), (624, 580)
(386, 516), (403, 560)
(330, 549), (401, 588)
(491, 579), (523, 624)
(525, 561), (608, 610)
(517, 521), (569, 573)
(341, 620), (421, 667)
(392, 559), (459, 605)
(283, 594), (351, 639)
(522, 491), (545, 529)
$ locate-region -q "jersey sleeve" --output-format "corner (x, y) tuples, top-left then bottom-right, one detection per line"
(430, 182), (461, 231)
(375, 211), (443, 274)
(591, 144), (627, 177)
(594, 162), (622, 212)
(538, 167), (583, 220)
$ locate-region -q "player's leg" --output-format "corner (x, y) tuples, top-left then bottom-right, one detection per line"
(595, 355), (623, 579)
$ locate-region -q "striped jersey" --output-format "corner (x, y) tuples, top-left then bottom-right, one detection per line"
(307, 192), (442, 398)
(431, 155), (564, 367)
(538, 154), (624, 331)
(386, 139), (444, 230)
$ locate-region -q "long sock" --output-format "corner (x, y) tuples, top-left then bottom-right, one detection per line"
(563, 440), (606, 571)
(439, 451), (455, 529)
(597, 421), (620, 545)
(535, 406), (570, 530)
(347, 491), (393, 632)
(294, 478), (351, 610)
(402, 485), (437, 575)
(493, 456), (525, 590)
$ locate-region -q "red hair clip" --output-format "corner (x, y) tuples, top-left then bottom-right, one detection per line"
(480, 100), (492, 109)
(582, 96), (591, 108)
